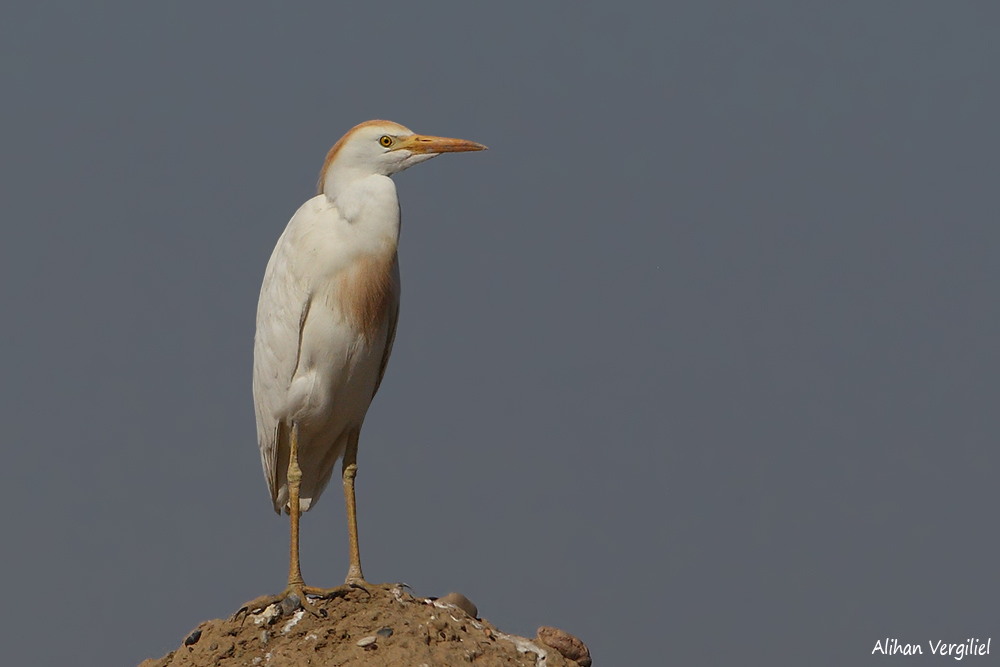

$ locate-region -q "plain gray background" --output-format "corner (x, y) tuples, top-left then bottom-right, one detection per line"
(2, 2), (998, 665)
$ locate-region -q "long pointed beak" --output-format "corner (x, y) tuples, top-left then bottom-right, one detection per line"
(401, 134), (488, 154)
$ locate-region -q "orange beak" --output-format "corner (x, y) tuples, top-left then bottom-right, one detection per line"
(400, 134), (488, 154)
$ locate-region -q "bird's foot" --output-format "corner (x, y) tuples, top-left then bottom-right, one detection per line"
(303, 580), (372, 600)
(229, 584), (332, 621)
(231, 581), (374, 622)
(231, 586), (310, 622)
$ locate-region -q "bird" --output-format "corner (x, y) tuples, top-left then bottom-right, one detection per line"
(246, 120), (486, 613)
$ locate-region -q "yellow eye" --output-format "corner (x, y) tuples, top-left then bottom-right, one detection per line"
(379, 135), (393, 147)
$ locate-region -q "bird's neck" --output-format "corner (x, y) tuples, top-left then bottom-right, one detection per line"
(324, 171), (401, 248)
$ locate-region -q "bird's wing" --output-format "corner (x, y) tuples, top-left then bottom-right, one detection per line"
(372, 254), (401, 398)
(253, 226), (309, 510)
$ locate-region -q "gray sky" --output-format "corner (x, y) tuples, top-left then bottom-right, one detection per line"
(2, 3), (998, 665)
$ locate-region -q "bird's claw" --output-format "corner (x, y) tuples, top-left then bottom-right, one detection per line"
(232, 580), (380, 622)
(302, 581), (372, 600)
(231, 585), (327, 622)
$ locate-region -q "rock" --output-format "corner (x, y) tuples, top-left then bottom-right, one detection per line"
(280, 594), (301, 616)
(537, 626), (591, 667)
(183, 629), (202, 646)
(437, 592), (478, 618)
(138, 584), (591, 667)
(253, 604), (281, 626)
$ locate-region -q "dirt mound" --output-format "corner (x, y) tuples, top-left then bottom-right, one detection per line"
(138, 584), (591, 667)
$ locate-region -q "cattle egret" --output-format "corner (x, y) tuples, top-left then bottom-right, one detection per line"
(248, 120), (486, 613)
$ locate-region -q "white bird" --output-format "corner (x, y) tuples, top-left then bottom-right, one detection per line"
(248, 120), (486, 611)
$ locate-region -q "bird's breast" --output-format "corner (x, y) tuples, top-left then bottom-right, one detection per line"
(289, 255), (396, 425)
(326, 250), (398, 346)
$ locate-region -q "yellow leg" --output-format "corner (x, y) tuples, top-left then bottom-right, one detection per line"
(232, 424), (370, 621)
(343, 428), (367, 585)
(234, 422), (320, 619)
(287, 422), (306, 589)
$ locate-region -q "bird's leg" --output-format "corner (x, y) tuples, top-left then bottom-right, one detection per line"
(281, 429), (371, 598)
(296, 429), (369, 600)
(232, 426), (369, 621)
(286, 422), (307, 590)
(342, 428), (367, 585)
(235, 423), (336, 620)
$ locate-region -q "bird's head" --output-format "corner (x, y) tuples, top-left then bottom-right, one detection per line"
(318, 120), (487, 195)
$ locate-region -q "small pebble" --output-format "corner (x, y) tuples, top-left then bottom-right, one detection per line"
(184, 629), (202, 646)
(357, 635), (377, 647)
(209, 643), (218, 651)
(377, 627), (394, 638)
(254, 604), (281, 626)
(280, 594), (301, 616)
(260, 630), (269, 646)
(438, 592), (478, 618)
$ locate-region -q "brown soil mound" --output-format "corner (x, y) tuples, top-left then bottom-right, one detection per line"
(138, 584), (591, 667)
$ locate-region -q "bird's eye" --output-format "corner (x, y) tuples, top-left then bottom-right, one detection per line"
(379, 135), (393, 147)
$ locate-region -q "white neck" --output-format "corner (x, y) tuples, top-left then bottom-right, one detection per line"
(324, 170), (401, 250)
